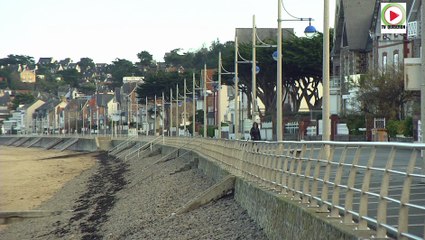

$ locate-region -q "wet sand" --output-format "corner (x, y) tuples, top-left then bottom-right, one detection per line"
(0, 146), (96, 212)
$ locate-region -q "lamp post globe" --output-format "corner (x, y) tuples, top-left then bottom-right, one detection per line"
(304, 25), (317, 38)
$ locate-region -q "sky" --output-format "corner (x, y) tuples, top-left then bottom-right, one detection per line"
(1, 0), (335, 64)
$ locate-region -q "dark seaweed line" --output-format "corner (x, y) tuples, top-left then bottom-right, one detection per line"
(51, 152), (129, 239)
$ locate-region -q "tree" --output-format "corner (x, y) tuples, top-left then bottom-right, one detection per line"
(109, 58), (137, 89)
(12, 93), (35, 109)
(164, 49), (192, 67)
(137, 51), (153, 66)
(0, 55), (35, 67)
(136, 71), (192, 103)
(220, 33), (325, 121)
(77, 57), (95, 73)
(58, 69), (81, 87)
(356, 65), (412, 120)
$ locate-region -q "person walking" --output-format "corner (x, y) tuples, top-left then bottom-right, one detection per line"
(250, 122), (261, 141)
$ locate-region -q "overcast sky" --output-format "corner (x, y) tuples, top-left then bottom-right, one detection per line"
(1, 0), (335, 64)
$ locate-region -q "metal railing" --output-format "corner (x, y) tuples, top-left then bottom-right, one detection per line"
(108, 135), (139, 156)
(163, 137), (425, 240)
(124, 135), (163, 161)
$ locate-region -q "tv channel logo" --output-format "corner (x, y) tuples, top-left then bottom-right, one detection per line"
(381, 3), (406, 34)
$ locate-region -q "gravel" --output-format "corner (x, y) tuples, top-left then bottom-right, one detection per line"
(0, 148), (267, 240)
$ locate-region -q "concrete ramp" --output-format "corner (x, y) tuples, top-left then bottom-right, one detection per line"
(59, 138), (79, 151)
(14, 137), (30, 147)
(45, 138), (63, 150)
(95, 137), (112, 151)
(5, 137), (21, 146)
(175, 175), (235, 215)
(26, 138), (42, 148)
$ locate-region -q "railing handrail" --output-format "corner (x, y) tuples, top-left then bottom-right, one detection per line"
(108, 135), (139, 155)
(124, 135), (163, 161)
(161, 137), (425, 240)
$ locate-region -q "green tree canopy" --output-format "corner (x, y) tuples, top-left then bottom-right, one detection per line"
(137, 51), (153, 66)
(220, 32), (326, 120)
(58, 69), (81, 88)
(136, 71), (192, 103)
(77, 57), (95, 73)
(0, 55), (35, 67)
(109, 58), (138, 89)
(12, 93), (35, 109)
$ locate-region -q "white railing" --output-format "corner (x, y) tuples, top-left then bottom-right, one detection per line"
(124, 135), (163, 161)
(162, 137), (425, 240)
(108, 135), (139, 156)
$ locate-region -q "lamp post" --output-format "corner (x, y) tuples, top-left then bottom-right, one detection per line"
(145, 96), (148, 136)
(277, 0), (283, 141)
(421, 0), (425, 175)
(170, 89), (173, 136)
(252, 15), (258, 122)
(176, 84), (179, 136)
(217, 53), (222, 137)
(203, 64), (208, 138)
(183, 78), (187, 136)
(192, 73), (196, 136)
(234, 35), (240, 140)
(276, 0), (316, 141)
(322, 0), (331, 144)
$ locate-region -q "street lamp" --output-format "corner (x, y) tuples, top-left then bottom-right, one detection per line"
(276, 0), (316, 141)
(322, 0), (331, 144)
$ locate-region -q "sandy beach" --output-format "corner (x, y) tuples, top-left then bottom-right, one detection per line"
(0, 146), (96, 212)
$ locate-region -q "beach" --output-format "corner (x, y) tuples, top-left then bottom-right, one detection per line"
(0, 146), (96, 212)
(0, 145), (267, 239)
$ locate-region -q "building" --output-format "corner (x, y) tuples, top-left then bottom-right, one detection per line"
(22, 99), (45, 134)
(332, 0), (376, 115)
(19, 69), (36, 83)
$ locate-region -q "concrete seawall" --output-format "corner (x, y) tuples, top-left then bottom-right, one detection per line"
(161, 143), (367, 240)
(1, 136), (369, 239)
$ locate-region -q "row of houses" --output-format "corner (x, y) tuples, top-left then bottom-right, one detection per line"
(1, 71), (252, 138)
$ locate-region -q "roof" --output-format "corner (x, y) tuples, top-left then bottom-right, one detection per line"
(121, 82), (138, 95)
(35, 99), (60, 113)
(65, 98), (87, 111)
(342, 0), (375, 50)
(96, 93), (114, 107)
(37, 57), (54, 65)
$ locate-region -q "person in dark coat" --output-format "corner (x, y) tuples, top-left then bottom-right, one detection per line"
(250, 122), (261, 141)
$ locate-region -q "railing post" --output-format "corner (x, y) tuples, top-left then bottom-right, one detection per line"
(397, 148), (417, 239)
(286, 143), (299, 198)
(310, 144), (325, 208)
(280, 143), (293, 195)
(293, 143), (307, 201)
(343, 146), (362, 224)
(358, 146), (377, 230)
(376, 147), (396, 238)
(272, 142), (284, 192)
(329, 146), (348, 218)
(318, 143), (335, 213)
(302, 144), (315, 205)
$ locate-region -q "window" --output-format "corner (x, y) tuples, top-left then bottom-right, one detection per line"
(393, 50), (399, 70)
(382, 52), (387, 73)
